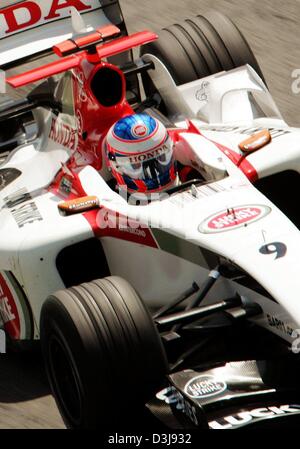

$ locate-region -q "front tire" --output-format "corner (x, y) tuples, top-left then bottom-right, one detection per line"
(40, 277), (168, 429)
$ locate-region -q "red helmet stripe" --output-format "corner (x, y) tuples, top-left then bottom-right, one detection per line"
(133, 179), (148, 192)
(170, 164), (176, 179)
(109, 134), (168, 156)
(112, 170), (125, 186)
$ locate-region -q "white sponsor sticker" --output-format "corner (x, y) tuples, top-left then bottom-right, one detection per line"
(199, 205), (271, 234)
(209, 405), (300, 429)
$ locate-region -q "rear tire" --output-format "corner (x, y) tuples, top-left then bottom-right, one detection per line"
(141, 11), (265, 86)
(40, 277), (168, 429)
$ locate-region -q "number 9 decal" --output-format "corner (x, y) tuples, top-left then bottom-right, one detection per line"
(259, 242), (287, 259)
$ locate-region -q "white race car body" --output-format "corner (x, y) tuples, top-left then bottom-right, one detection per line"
(0, 2), (299, 347)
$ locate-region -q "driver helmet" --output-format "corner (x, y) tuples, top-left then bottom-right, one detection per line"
(106, 114), (177, 194)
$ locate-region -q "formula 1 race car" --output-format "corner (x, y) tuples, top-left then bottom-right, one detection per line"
(2, 0), (300, 430)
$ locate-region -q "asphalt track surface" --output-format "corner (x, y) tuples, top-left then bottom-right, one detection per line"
(1, 0), (300, 429)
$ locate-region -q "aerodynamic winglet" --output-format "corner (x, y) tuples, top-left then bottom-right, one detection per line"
(96, 30), (158, 60)
(7, 56), (81, 88)
(6, 30), (158, 88)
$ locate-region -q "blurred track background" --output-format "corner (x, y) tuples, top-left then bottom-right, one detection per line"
(0, 0), (300, 428)
(121, 0), (300, 127)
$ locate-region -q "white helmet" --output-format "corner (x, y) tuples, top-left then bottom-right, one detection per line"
(106, 114), (176, 194)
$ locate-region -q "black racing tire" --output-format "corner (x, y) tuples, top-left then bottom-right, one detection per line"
(141, 11), (265, 86)
(40, 276), (168, 429)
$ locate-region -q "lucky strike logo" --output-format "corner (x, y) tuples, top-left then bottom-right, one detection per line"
(184, 375), (227, 399)
(199, 205), (271, 234)
(0, 0), (96, 38)
(209, 405), (300, 429)
(132, 124), (148, 138)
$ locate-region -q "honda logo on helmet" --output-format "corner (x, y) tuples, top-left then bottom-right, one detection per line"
(129, 146), (168, 164)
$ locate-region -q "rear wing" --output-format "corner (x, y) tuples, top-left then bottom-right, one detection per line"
(0, 0), (129, 69)
(7, 30), (158, 88)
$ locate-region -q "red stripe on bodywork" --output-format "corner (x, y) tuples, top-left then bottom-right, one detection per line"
(84, 208), (158, 248)
(49, 168), (158, 249)
(0, 274), (20, 340)
(186, 121), (258, 182)
(213, 141), (258, 182)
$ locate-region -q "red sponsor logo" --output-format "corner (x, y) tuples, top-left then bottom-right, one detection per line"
(199, 205), (271, 233)
(132, 124), (148, 138)
(0, 0), (92, 35)
(49, 117), (77, 151)
(0, 274), (20, 340)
